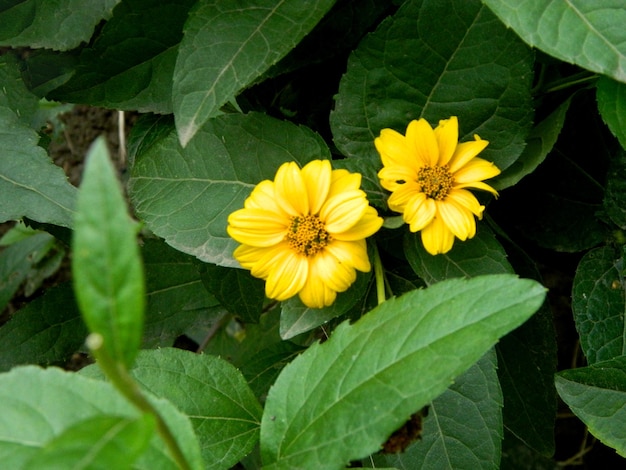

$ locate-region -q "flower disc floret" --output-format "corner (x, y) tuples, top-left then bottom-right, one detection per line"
(227, 160), (383, 308)
(375, 116), (501, 255)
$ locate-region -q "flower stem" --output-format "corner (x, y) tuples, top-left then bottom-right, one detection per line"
(87, 334), (192, 470)
(373, 243), (386, 305)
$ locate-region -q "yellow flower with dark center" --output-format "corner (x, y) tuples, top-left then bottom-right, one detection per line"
(375, 117), (501, 255)
(227, 160), (383, 308)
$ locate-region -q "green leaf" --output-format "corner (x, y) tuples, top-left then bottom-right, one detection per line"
(72, 137), (144, 368)
(173, 0), (336, 146)
(128, 112), (330, 267)
(0, 365), (204, 470)
(330, 0), (533, 171)
(597, 77), (626, 150)
(0, 283), (86, 372)
(0, 57), (76, 228)
(572, 245), (626, 364)
(481, 0), (626, 83)
(493, 97), (571, 190)
(23, 415), (155, 470)
(0, 0), (119, 51)
(199, 263), (265, 324)
(48, 0), (196, 113)
(405, 225), (513, 284)
(556, 357), (626, 457)
(371, 349), (503, 469)
(260, 274), (546, 468)
(603, 150), (626, 229)
(279, 269), (371, 340)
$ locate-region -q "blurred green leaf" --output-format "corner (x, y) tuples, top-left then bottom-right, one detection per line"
(0, 55), (39, 124)
(0, 365), (203, 470)
(0, 0), (119, 50)
(173, 0), (336, 146)
(572, 245), (626, 364)
(603, 150), (626, 230)
(82, 348), (262, 469)
(482, 0), (626, 83)
(556, 356), (626, 458)
(72, 137), (144, 368)
(371, 349), (502, 470)
(49, 0), (195, 113)
(23, 414), (155, 470)
(330, 0), (533, 171)
(260, 274), (546, 468)
(129, 112), (330, 268)
(597, 77), (626, 150)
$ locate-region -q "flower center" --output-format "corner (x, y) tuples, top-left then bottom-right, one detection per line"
(417, 165), (453, 200)
(286, 214), (332, 256)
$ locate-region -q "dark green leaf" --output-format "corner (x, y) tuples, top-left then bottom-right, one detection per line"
(0, 0), (119, 51)
(330, 0), (533, 171)
(597, 76), (626, 150)
(173, 0), (336, 146)
(603, 150), (626, 229)
(23, 415), (155, 470)
(572, 245), (626, 364)
(482, 0), (626, 83)
(0, 365), (204, 470)
(371, 349), (503, 470)
(556, 357), (626, 458)
(72, 137), (144, 367)
(129, 112), (330, 267)
(260, 274), (546, 468)
(49, 0), (196, 113)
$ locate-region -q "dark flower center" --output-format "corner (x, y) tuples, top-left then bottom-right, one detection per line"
(286, 214), (332, 256)
(417, 165), (453, 200)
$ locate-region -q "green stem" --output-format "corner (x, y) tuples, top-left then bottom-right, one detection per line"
(373, 243), (386, 305)
(87, 334), (192, 470)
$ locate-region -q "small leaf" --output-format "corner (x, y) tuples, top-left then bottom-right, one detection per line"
(128, 112), (330, 267)
(23, 415), (155, 470)
(556, 357), (626, 457)
(371, 349), (503, 469)
(0, 0), (119, 50)
(482, 0), (626, 83)
(173, 0), (336, 146)
(572, 245), (626, 364)
(260, 274), (546, 468)
(597, 76), (626, 150)
(72, 137), (144, 367)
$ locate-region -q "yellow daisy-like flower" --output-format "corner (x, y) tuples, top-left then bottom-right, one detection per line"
(227, 160), (383, 309)
(375, 117), (501, 255)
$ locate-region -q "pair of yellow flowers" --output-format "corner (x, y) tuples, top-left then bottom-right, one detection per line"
(227, 117), (501, 308)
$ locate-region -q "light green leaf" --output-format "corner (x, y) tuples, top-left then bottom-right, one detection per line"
(260, 274), (546, 468)
(482, 0), (626, 83)
(128, 112), (330, 267)
(556, 356), (626, 457)
(0, 365), (203, 470)
(371, 349), (502, 470)
(0, 0), (120, 51)
(330, 0), (533, 171)
(23, 415), (155, 470)
(48, 0), (196, 113)
(597, 76), (626, 150)
(72, 137), (144, 368)
(173, 0), (336, 146)
(572, 245), (626, 364)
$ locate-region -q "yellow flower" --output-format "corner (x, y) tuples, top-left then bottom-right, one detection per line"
(227, 160), (383, 308)
(375, 117), (500, 255)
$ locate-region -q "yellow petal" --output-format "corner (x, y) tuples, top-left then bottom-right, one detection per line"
(454, 158), (500, 185)
(247, 242), (290, 279)
(320, 190), (368, 233)
(227, 208), (288, 246)
(421, 217), (455, 255)
(386, 181), (421, 213)
(403, 193), (436, 232)
(233, 244), (265, 270)
(301, 160), (331, 215)
(312, 250), (356, 293)
(327, 168), (362, 198)
(325, 239), (371, 272)
(455, 180), (499, 197)
(245, 180), (276, 210)
(274, 162), (309, 216)
(374, 128), (416, 169)
(406, 119), (439, 167)
(448, 138), (489, 173)
(333, 206), (383, 241)
(264, 250), (308, 301)
(299, 273), (337, 308)
(436, 200), (476, 240)
(446, 189), (484, 216)
(433, 117), (458, 166)
(377, 165), (418, 191)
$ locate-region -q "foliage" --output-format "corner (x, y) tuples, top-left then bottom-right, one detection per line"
(0, 0), (625, 468)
